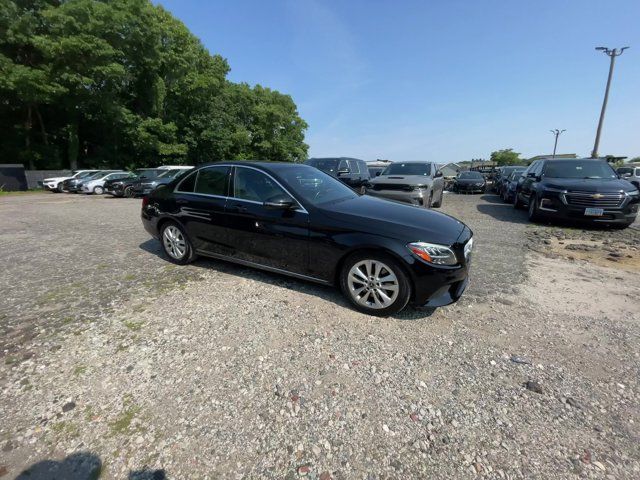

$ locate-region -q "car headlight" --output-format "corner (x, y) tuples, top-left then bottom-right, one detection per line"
(407, 242), (458, 266)
(627, 189), (639, 196)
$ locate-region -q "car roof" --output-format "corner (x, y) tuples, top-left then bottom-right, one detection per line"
(195, 161), (314, 171)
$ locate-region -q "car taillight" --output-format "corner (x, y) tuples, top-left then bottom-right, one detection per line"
(142, 196), (149, 208)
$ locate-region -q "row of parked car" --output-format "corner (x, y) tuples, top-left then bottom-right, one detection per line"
(42, 166), (193, 196)
(491, 159), (639, 228)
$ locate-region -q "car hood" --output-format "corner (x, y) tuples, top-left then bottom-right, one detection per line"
(368, 175), (433, 186)
(43, 176), (70, 183)
(319, 195), (467, 245)
(542, 178), (635, 193)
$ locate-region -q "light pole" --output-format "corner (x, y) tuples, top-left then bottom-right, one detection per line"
(591, 46), (629, 158)
(550, 129), (565, 158)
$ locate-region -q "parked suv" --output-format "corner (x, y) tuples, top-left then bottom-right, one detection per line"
(304, 157), (370, 191)
(130, 167), (193, 196)
(617, 165), (640, 189)
(81, 171), (131, 195)
(42, 170), (99, 192)
(365, 162), (445, 208)
(104, 169), (162, 197)
(514, 158), (639, 227)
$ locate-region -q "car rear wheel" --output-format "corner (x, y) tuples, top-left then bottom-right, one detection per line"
(161, 222), (197, 265)
(93, 186), (104, 195)
(124, 186), (135, 198)
(340, 253), (411, 316)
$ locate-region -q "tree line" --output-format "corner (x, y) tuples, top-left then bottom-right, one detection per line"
(0, 0), (309, 170)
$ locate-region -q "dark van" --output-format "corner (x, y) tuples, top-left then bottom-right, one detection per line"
(304, 157), (370, 190)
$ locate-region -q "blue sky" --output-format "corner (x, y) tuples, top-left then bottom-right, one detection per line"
(156, 0), (639, 162)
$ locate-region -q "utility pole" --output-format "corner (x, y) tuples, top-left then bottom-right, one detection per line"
(550, 129), (565, 158)
(591, 46), (629, 158)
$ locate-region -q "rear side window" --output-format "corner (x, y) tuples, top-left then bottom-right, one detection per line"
(194, 166), (230, 196)
(176, 171), (197, 193)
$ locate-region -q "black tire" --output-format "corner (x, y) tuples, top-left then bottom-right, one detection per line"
(57, 182), (65, 193)
(339, 252), (411, 317)
(432, 189), (442, 208)
(514, 191), (524, 209)
(426, 192), (433, 208)
(528, 194), (541, 222)
(124, 186), (135, 198)
(160, 221), (197, 265)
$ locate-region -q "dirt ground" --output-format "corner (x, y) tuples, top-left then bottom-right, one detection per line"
(0, 191), (638, 479)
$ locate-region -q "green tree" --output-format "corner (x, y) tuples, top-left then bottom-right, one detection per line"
(0, 0), (308, 170)
(490, 149), (522, 166)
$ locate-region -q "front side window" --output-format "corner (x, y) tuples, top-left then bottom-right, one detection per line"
(194, 166), (230, 196)
(306, 159), (339, 174)
(382, 163), (431, 176)
(234, 168), (291, 203)
(278, 165), (358, 206)
(347, 159), (360, 174)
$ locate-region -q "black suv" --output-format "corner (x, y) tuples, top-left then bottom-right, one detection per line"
(304, 157), (370, 191)
(514, 158), (639, 227)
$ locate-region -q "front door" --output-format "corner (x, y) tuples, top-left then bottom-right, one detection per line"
(225, 166), (310, 275)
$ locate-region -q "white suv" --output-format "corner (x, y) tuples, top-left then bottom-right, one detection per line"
(618, 165), (640, 189)
(42, 170), (99, 192)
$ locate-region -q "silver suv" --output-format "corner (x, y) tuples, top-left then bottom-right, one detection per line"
(365, 161), (445, 208)
(617, 165), (640, 189)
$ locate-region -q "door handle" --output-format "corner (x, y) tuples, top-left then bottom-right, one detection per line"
(229, 204), (248, 213)
(176, 199), (188, 205)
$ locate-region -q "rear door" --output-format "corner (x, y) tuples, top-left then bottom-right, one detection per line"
(225, 166), (310, 274)
(174, 166), (232, 255)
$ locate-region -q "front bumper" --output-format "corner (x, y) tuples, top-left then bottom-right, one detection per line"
(535, 190), (639, 225)
(365, 188), (429, 207)
(407, 228), (473, 307)
(456, 183), (485, 193)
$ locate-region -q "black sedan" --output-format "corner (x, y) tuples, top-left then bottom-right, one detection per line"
(453, 171), (486, 193)
(141, 162), (473, 316)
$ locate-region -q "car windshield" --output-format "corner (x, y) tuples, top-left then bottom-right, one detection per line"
(458, 172), (483, 179)
(508, 170), (524, 180)
(76, 171), (96, 178)
(381, 163), (431, 176)
(86, 171), (106, 180)
(544, 160), (617, 179)
(306, 159), (339, 173)
(278, 166), (358, 206)
(136, 169), (160, 178)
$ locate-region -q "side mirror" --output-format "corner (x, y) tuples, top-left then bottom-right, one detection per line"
(263, 197), (295, 209)
(434, 171), (443, 178)
(337, 168), (350, 176)
(375, 171), (381, 176)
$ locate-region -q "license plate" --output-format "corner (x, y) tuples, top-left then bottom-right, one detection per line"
(584, 208), (604, 216)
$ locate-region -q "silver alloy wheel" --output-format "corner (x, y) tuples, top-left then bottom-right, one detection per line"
(163, 225), (187, 260)
(94, 186), (104, 195)
(347, 259), (399, 309)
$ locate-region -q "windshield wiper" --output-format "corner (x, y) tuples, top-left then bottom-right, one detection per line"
(583, 176), (602, 179)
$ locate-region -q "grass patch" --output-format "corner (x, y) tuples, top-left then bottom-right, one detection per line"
(123, 320), (143, 331)
(123, 273), (137, 281)
(51, 421), (80, 439)
(73, 364), (87, 376)
(109, 397), (142, 436)
(0, 189), (43, 196)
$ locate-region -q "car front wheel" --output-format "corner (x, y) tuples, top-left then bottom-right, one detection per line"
(528, 194), (541, 222)
(340, 253), (411, 316)
(93, 186), (104, 195)
(161, 222), (197, 265)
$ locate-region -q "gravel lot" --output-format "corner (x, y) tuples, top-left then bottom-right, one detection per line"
(0, 191), (638, 479)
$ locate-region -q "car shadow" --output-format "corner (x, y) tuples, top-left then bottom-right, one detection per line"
(138, 239), (435, 320)
(476, 194), (529, 224)
(14, 451), (166, 480)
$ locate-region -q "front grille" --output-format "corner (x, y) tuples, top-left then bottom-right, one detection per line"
(372, 184), (412, 191)
(564, 191), (624, 208)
